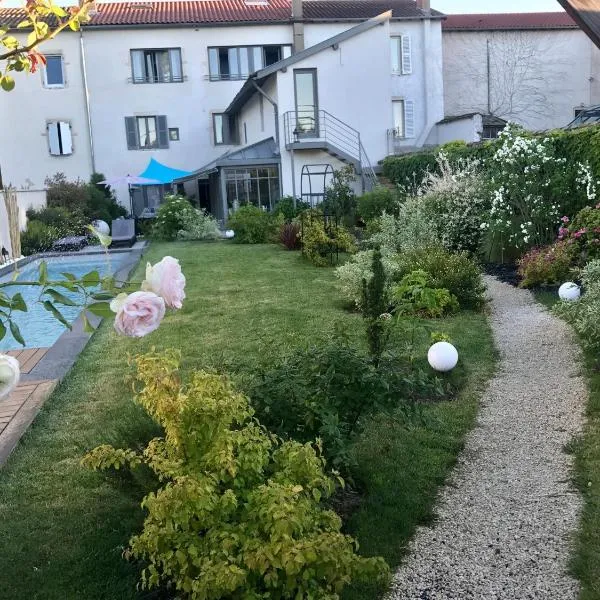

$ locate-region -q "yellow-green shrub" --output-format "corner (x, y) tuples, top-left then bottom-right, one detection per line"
(301, 210), (355, 267)
(82, 350), (388, 599)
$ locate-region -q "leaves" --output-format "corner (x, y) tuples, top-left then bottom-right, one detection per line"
(42, 300), (71, 330)
(44, 288), (77, 307)
(10, 293), (27, 312)
(9, 320), (25, 346)
(86, 302), (112, 318)
(81, 270), (100, 288)
(0, 320), (5, 342)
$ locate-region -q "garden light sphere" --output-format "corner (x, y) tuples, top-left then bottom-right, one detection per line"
(558, 282), (581, 302)
(225, 230), (235, 239)
(428, 342), (458, 372)
(92, 220), (110, 235)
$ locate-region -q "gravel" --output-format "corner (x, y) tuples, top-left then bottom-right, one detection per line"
(387, 276), (586, 600)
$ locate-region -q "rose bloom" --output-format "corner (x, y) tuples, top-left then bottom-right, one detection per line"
(112, 291), (166, 338)
(0, 354), (20, 399)
(142, 256), (186, 309)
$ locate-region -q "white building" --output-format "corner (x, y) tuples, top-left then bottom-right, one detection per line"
(0, 0), (444, 235)
(442, 12), (600, 132)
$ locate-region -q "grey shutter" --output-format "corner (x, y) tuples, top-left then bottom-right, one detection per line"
(401, 35), (412, 75)
(125, 117), (139, 149)
(404, 100), (415, 138)
(157, 115), (169, 148)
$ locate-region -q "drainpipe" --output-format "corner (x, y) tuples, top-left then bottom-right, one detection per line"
(79, 30), (96, 174)
(292, 0), (304, 52)
(486, 39), (491, 114)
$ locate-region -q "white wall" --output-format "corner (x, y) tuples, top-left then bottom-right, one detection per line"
(443, 28), (600, 131)
(426, 114), (482, 145)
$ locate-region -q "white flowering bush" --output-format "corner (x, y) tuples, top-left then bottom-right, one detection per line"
(177, 208), (221, 241)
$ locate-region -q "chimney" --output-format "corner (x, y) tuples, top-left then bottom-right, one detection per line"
(292, 0), (304, 52)
(416, 0), (430, 13)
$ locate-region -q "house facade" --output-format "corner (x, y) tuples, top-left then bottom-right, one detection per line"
(442, 12), (600, 132)
(0, 0), (444, 231)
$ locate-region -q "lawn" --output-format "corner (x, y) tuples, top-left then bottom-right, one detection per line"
(0, 242), (496, 599)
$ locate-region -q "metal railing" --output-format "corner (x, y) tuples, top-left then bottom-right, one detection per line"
(283, 108), (378, 191)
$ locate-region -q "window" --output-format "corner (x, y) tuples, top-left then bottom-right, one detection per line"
(43, 55), (64, 88)
(169, 127), (180, 141)
(482, 125), (503, 140)
(47, 121), (72, 155)
(391, 99), (415, 138)
(130, 49), (183, 83)
(124, 116), (169, 150)
(392, 99), (405, 138)
(213, 113), (238, 145)
(208, 45), (292, 80)
(390, 36), (412, 75)
(225, 166), (280, 213)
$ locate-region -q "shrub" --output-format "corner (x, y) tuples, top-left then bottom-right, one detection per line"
(26, 206), (87, 236)
(228, 205), (282, 244)
(357, 187), (399, 222)
(396, 247), (486, 310)
(21, 220), (64, 255)
(279, 222), (301, 250)
(273, 196), (310, 222)
(560, 204), (600, 263)
(82, 350), (388, 599)
(335, 249), (400, 308)
(322, 166), (357, 227)
(301, 210), (355, 267)
(392, 270), (459, 318)
(517, 240), (575, 288)
(177, 208), (221, 241)
(151, 195), (197, 241)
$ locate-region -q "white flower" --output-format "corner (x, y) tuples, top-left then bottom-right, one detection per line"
(0, 354), (20, 399)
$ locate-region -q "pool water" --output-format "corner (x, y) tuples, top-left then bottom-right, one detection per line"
(0, 254), (129, 351)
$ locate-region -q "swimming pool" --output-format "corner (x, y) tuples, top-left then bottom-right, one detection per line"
(0, 253), (130, 351)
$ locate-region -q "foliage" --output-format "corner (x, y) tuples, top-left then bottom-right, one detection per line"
(0, 0), (93, 91)
(356, 187), (399, 223)
(20, 220), (64, 255)
(323, 166), (357, 227)
(25, 205), (87, 240)
(150, 195), (196, 241)
(335, 249), (400, 309)
(560, 204), (600, 263)
(83, 350), (388, 598)
(273, 196), (310, 222)
(360, 249), (390, 364)
(554, 260), (600, 359)
(279, 222), (301, 250)
(85, 172), (127, 223)
(176, 208), (221, 242)
(227, 205), (282, 244)
(250, 339), (446, 473)
(395, 247), (486, 310)
(301, 210), (355, 267)
(517, 240), (576, 288)
(392, 270), (459, 318)
(381, 151), (438, 191)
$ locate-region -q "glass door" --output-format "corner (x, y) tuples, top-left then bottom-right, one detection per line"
(294, 69), (318, 138)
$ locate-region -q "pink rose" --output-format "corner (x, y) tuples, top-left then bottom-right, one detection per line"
(142, 256), (186, 309)
(112, 291), (165, 338)
(558, 227), (568, 240)
(561, 216), (570, 224)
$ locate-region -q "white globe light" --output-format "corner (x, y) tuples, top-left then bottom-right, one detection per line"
(92, 220), (110, 235)
(428, 342), (458, 372)
(558, 282), (581, 302)
(225, 230), (235, 239)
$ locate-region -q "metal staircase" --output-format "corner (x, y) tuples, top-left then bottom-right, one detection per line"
(283, 109), (378, 192)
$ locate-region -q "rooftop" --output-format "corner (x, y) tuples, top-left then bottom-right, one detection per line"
(0, 0), (443, 28)
(442, 12), (578, 31)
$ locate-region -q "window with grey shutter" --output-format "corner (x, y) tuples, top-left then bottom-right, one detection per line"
(125, 116), (139, 149)
(157, 115), (169, 148)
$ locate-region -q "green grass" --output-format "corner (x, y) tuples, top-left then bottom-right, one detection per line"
(0, 242), (496, 599)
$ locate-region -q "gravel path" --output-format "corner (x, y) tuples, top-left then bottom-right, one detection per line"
(388, 276), (586, 600)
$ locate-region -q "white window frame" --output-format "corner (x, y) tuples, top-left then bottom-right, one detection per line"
(390, 36), (412, 75)
(42, 55), (65, 88)
(391, 99), (405, 138)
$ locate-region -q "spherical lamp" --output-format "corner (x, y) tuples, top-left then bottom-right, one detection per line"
(91, 220), (110, 236)
(225, 230), (235, 239)
(428, 342), (459, 373)
(558, 282), (581, 302)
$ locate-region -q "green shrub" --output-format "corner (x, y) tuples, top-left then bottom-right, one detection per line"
(151, 195), (197, 241)
(26, 206), (87, 236)
(396, 247), (486, 310)
(82, 350), (389, 599)
(392, 270), (459, 318)
(561, 204), (600, 263)
(357, 187), (399, 222)
(335, 249), (400, 308)
(273, 196), (310, 222)
(322, 166), (357, 227)
(21, 220), (64, 255)
(301, 209), (355, 266)
(517, 240), (575, 288)
(228, 205), (282, 244)
(382, 151), (438, 189)
(177, 208), (222, 241)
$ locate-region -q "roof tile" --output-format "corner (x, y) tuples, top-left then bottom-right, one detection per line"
(443, 12), (578, 31)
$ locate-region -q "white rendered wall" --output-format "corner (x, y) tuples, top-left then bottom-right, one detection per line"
(443, 28), (600, 131)
(426, 114), (482, 145)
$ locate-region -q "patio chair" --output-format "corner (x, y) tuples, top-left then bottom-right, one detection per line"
(110, 219), (137, 248)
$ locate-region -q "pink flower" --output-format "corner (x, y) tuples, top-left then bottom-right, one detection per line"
(558, 227), (568, 240)
(112, 291), (165, 338)
(142, 256), (186, 310)
(561, 216), (570, 224)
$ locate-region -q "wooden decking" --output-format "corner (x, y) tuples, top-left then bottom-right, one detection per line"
(0, 348), (56, 466)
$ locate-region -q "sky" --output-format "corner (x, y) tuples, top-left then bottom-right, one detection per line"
(433, 0), (564, 13)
